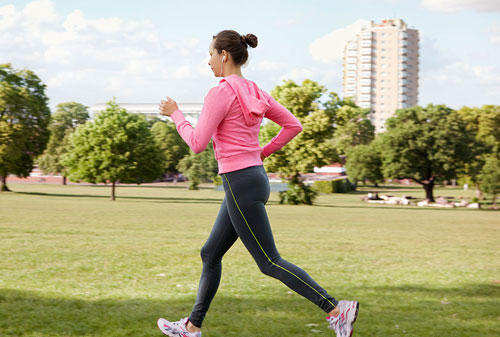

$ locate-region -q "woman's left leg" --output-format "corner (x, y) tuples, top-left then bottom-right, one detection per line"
(188, 197), (238, 328)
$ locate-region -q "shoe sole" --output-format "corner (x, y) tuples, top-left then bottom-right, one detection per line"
(350, 301), (360, 337)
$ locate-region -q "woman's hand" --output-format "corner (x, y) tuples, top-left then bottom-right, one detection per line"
(159, 96), (179, 117)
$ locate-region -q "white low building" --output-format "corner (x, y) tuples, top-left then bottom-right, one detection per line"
(90, 103), (203, 125)
(313, 163), (346, 174)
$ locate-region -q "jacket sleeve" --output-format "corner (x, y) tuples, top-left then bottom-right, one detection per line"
(261, 92), (303, 158)
(170, 86), (233, 154)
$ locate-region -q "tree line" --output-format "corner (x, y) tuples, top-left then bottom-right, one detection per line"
(1, 64), (499, 204)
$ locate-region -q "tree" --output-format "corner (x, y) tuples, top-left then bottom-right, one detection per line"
(0, 64), (51, 191)
(37, 102), (89, 184)
(379, 104), (474, 202)
(151, 120), (189, 173)
(260, 80), (341, 205)
(144, 115), (165, 129)
(62, 99), (165, 200)
(345, 141), (384, 186)
(457, 105), (500, 197)
(477, 155), (500, 205)
(332, 105), (375, 157)
(177, 142), (218, 190)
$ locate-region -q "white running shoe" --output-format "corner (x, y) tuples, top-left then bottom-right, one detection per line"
(157, 317), (202, 337)
(326, 300), (359, 337)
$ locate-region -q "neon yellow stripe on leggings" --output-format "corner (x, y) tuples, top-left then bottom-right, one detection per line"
(223, 174), (336, 309)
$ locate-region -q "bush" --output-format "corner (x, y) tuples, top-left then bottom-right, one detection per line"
(312, 178), (354, 193)
(279, 175), (318, 205)
(212, 175), (222, 186)
(312, 180), (335, 193)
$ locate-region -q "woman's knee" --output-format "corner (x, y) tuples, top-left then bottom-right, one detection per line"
(258, 260), (277, 277)
(200, 244), (221, 266)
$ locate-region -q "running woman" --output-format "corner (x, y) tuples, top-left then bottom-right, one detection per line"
(158, 30), (359, 337)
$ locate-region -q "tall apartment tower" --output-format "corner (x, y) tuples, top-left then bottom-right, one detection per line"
(343, 19), (419, 132)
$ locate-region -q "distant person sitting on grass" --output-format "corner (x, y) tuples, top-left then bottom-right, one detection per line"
(158, 29), (359, 337)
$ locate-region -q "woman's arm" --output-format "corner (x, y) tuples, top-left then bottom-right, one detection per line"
(162, 87), (232, 154)
(261, 92), (303, 158)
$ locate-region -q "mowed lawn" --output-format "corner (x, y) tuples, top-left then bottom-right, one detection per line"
(0, 183), (499, 337)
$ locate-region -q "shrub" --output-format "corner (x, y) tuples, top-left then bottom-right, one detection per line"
(312, 178), (354, 193)
(279, 174), (317, 205)
(212, 175), (222, 186)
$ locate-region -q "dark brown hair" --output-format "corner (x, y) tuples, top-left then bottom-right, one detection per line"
(212, 30), (258, 66)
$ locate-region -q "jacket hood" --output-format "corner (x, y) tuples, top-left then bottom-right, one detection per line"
(220, 75), (271, 126)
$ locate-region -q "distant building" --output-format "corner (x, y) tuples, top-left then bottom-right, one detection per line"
(90, 103), (203, 125)
(343, 18), (419, 132)
(313, 163), (346, 174)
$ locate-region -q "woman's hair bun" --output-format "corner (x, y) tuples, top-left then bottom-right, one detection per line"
(242, 34), (258, 48)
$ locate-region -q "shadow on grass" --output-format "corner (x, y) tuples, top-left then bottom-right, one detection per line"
(0, 290), (316, 337)
(13, 191), (225, 205)
(364, 283), (500, 298)
(1, 283), (499, 337)
(12, 191), (282, 205)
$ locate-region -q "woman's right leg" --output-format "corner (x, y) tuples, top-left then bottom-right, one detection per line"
(188, 197), (238, 328)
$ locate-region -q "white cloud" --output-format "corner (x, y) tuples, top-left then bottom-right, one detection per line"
(487, 23), (500, 44)
(63, 10), (87, 33)
(419, 33), (459, 71)
(420, 62), (500, 108)
(172, 65), (193, 80)
(256, 60), (287, 72)
(279, 68), (315, 83)
(421, 0), (500, 13)
(0, 0), (214, 108)
(309, 19), (371, 64)
(22, 0), (57, 25)
(0, 4), (19, 30)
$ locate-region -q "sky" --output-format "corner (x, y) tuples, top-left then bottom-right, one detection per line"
(1, 0), (499, 110)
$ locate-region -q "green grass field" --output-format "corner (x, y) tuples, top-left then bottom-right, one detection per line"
(1, 182), (499, 337)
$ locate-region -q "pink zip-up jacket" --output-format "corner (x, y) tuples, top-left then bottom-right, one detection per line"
(170, 74), (303, 174)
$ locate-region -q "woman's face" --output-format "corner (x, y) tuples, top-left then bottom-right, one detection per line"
(208, 39), (224, 77)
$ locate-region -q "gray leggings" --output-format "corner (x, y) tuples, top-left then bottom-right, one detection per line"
(188, 165), (337, 327)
